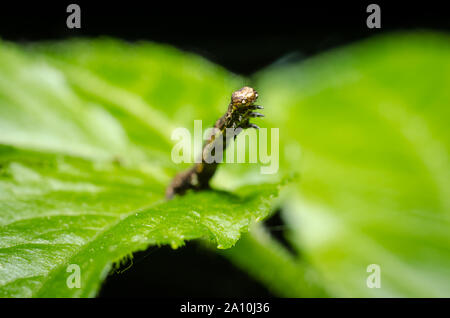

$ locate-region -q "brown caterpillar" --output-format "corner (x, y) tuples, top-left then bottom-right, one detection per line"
(166, 86), (263, 199)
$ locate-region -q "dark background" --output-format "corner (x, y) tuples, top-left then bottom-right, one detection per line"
(1, 1), (448, 297)
(1, 1), (449, 76)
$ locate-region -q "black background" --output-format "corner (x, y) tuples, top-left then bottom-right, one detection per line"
(1, 1), (448, 297)
(1, 1), (449, 75)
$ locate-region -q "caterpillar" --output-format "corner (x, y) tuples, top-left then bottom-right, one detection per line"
(166, 86), (264, 199)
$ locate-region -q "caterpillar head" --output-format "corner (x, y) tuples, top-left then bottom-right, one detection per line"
(231, 86), (258, 108)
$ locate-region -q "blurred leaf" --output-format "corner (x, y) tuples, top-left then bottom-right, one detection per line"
(3, 31), (447, 299)
(254, 32), (450, 297)
(0, 39), (279, 297)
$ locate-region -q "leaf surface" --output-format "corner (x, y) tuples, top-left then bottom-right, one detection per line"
(0, 40), (279, 297)
(254, 32), (450, 297)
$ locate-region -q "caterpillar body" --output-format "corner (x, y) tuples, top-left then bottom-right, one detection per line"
(166, 86), (263, 199)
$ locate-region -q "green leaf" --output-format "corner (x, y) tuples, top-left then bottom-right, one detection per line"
(0, 39), (280, 297)
(253, 32), (450, 297)
(5, 31), (446, 299)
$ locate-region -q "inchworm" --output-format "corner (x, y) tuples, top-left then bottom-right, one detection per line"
(166, 86), (264, 199)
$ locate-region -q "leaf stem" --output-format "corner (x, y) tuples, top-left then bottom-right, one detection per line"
(219, 223), (329, 297)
